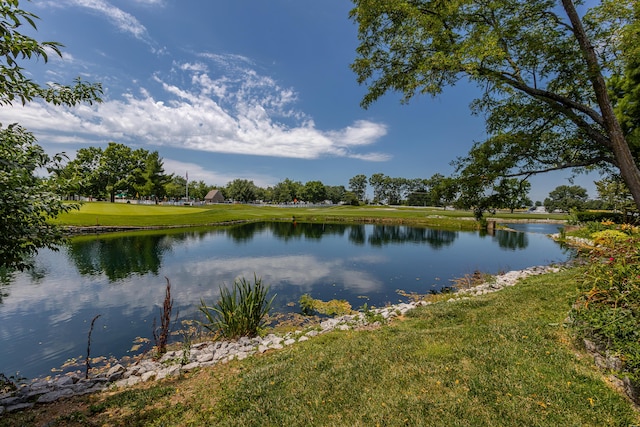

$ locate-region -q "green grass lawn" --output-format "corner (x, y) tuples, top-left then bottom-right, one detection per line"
(4, 267), (638, 426)
(53, 201), (568, 229)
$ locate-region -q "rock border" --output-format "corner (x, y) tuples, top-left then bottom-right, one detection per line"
(0, 264), (561, 414)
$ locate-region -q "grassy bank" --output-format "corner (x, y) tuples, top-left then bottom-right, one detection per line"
(52, 202), (567, 230)
(3, 267), (638, 426)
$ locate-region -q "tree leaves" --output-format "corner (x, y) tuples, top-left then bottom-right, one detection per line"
(350, 0), (640, 209)
(0, 2), (102, 270)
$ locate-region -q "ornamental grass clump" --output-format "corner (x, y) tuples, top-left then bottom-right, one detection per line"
(199, 275), (275, 339)
(570, 234), (640, 383)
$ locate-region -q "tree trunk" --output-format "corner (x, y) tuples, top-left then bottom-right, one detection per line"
(562, 0), (640, 211)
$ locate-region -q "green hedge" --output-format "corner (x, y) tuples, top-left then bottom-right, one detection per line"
(574, 211), (623, 223)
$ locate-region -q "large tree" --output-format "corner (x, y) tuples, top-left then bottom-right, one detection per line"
(226, 179), (257, 203)
(271, 178), (302, 203)
(348, 174), (368, 203)
(301, 180), (327, 203)
(0, 1), (102, 270)
(544, 185), (588, 213)
(350, 0), (640, 210)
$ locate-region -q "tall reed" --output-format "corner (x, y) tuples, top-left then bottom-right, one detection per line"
(153, 277), (174, 355)
(199, 275), (275, 339)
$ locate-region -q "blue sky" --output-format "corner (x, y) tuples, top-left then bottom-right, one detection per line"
(1, 0), (598, 202)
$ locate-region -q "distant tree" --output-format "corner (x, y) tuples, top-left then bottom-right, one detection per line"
(254, 186), (267, 202)
(406, 178), (431, 206)
(544, 185), (588, 213)
(136, 151), (170, 201)
(342, 191), (359, 206)
(0, 2), (102, 270)
(272, 178), (302, 203)
(301, 180), (327, 203)
(368, 173), (407, 204)
(165, 175), (186, 200)
(494, 179), (532, 213)
(429, 174), (458, 208)
(454, 174), (498, 220)
(325, 185), (347, 204)
(56, 146), (104, 199)
(226, 179), (257, 202)
(348, 174), (368, 203)
(595, 176), (635, 213)
(387, 177), (408, 205)
(99, 143), (148, 203)
(188, 180), (213, 201)
(584, 199), (605, 210)
(368, 173), (387, 204)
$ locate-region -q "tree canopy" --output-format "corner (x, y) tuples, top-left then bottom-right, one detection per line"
(0, 1), (102, 270)
(544, 185), (588, 213)
(350, 0), (640, 210)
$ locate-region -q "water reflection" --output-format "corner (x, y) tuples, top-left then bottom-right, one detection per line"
(0, 222), (571, 379)
(64, 223), (462, 281)
(369, 225), (457, 248)
(67, 234), (169, 280)
(493, 230), (528, 250)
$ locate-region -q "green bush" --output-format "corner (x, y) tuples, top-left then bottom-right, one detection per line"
(574, 211), (623, 223)
(298, 294), (352, 316)
(570, 236), (640, 381)
(199, 275), (275, 339)
(591, 229), (631, 247)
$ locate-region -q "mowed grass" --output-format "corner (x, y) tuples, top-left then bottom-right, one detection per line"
(52, 202), (266, 227)
(5, 267), (638, 426)
(52, 202), (567, 228)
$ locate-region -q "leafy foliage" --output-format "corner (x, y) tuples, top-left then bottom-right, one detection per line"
(544, 185), (588, 213)
(0, 125), (80, 270)
(0, 1), (102, 270)
(225, 179), (258, 203)
(595, 175), (637, 215)
(58, 142), (170, 202)
(350, 0), (640, 210)
(574, 211), (624, 224)
(348, 174), (368, 203)
(199, 275), (275, 339)
(570, 231), (640, 382)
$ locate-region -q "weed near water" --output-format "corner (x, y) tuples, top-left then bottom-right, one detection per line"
(2, 268), (638, 426)
(199, 275), (275, 339)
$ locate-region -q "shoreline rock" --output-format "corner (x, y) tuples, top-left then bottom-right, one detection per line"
(0, 263), (563, 413)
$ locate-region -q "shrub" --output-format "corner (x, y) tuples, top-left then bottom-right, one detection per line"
(591, 229), (630, 247)
(569, 236), (640, 382)
(199, 275), (275, 339)
(298, 294), (352, 316)
(574, 211), (623, 223)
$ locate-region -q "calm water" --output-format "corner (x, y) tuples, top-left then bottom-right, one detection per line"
(0, 222), (570, 379)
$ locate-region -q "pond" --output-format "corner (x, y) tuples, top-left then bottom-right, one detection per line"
(0, 221), (571, 380)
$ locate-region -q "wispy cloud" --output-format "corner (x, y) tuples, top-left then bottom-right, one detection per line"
(0, 54), (389, 162)
(131, 0), (166, 5)
(161, 158), (277, 188)
(60, 0), (160, 52)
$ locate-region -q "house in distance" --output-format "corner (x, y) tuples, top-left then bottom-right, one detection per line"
(204, 189), (225, 204)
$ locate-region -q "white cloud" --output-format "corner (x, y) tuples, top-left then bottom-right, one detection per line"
(0, 55), (389, 162)
(131, 0), (165, 5)
(61, 0), (161, 52)
(161, 158), (277, 188)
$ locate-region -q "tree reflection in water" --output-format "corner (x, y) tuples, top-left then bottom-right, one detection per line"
(65, 223), (460, 281)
